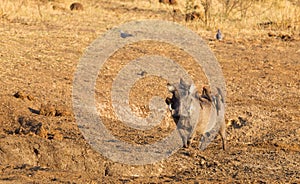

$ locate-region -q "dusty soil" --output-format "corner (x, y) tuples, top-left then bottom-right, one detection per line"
(0, 0), (299, 183)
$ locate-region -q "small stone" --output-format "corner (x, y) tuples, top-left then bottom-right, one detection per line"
(39, 103), (56, 117)
(70, 2), (83, 11)
(200, 159), (206, 166)
(13, 91), (26, 100)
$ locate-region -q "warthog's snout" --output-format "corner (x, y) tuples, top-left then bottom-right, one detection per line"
(166, 79), (226, 150)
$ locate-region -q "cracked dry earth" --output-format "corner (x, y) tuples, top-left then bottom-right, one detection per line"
(0, 0), (300, 183)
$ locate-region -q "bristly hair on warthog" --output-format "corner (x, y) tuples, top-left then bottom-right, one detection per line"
(166, 79), (226, 150)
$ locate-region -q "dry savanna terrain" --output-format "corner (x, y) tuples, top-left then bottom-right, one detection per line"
(0, 0), (300, 183)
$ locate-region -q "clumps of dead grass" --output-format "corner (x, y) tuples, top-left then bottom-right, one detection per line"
(14, 91), (34, 101)
(39, 103), (71, 117)
(181, 0), (300, 33)
(0, 0), (299, 37)
(159, 0), (177, 5)
(0, 0), (85, 24)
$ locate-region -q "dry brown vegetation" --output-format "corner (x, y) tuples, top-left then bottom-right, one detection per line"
(0, 0), (300, 183)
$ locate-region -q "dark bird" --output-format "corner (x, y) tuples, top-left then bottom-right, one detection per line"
(137, 70), (147, 76)
(120, 30), (133, 38)
(216, 29), (222, 40)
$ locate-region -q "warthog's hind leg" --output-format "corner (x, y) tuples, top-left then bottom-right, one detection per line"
(219, 121), (226, 150)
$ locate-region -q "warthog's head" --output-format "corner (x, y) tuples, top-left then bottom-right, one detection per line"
(166, 79), (226, 150)
(166, 79), (198, 121)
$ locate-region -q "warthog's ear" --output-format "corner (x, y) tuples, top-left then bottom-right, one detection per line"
(201, 86), (212, 102)
(167, 83), (176, 92)
(179, 78), (187, 86)
(179, 78), (190, 90)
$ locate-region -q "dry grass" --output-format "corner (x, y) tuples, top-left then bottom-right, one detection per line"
(183, 0), (300, 32)
(1, 0), (299, 34)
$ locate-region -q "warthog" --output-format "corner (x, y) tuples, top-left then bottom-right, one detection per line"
(166, 79), (226, 150)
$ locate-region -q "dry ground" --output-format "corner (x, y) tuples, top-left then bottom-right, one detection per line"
(0, 0), (300, 183)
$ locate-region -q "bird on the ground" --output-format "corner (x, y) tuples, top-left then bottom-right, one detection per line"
(120, 30), (133, 38)
(137, 70), (147, 76)
(216, 29), (222, 40)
